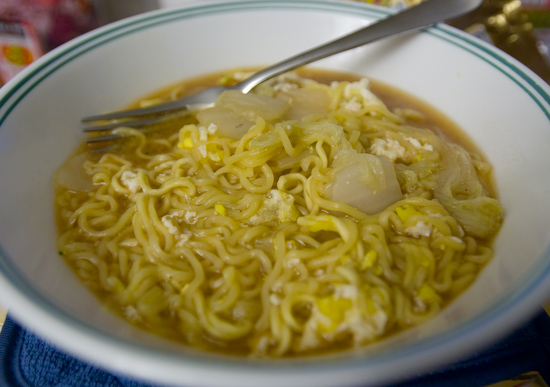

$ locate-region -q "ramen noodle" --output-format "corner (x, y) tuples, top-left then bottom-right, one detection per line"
(54, 70), (503, 357)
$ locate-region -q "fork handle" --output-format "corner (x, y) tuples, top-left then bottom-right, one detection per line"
(235, 0), (482, 94)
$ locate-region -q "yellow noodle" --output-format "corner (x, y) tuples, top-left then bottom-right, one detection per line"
(55, 71), (503, 357)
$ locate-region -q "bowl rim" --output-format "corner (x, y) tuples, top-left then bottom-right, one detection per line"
(1, 1), (550, 386)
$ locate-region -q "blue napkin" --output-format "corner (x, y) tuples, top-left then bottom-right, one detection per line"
(1, 311), (550, 387)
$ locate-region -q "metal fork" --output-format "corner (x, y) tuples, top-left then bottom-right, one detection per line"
(82, 0), (482, 143)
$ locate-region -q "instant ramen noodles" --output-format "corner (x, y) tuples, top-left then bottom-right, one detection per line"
(54, 70), (503, 357)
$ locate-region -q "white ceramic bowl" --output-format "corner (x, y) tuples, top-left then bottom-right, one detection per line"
(1, 1), (550, 386)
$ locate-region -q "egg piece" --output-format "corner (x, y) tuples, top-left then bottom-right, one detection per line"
(247, 189), (299, 225)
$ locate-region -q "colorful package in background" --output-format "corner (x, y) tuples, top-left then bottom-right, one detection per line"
(0, 0), (98, 85)
(0, 19), (43, 85)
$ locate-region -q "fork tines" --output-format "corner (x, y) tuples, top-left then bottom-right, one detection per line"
(82, 116), (165, 133)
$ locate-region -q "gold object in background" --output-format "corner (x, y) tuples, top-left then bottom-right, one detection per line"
(449, 0), (550, 84)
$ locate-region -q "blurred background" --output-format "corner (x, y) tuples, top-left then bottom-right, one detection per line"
(1, 0), (550, 85)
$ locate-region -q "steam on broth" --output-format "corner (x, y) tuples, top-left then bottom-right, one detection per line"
(54, 69), (503, 357)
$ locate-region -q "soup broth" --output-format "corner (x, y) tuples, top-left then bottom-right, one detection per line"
(54, 68), (503, 357)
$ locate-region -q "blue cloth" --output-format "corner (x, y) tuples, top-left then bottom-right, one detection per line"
(1, 311), (550, 387)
